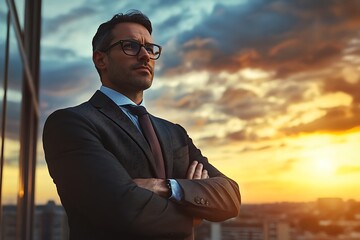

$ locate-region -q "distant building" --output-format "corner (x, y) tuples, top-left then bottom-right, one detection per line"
(33, 201), (69, 240)
(223, 220), (264, 240)
(195, 217), (291, 240)
(1, 205), (16, 240)
(1, 201), (69, 240)
(317, 198), (344, 219)
(264, 219), (290, 240)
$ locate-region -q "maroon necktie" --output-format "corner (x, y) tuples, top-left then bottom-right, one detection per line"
(123, 105), (166, 179)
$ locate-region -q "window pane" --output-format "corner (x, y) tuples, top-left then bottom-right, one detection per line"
(0, 14), (23, 240)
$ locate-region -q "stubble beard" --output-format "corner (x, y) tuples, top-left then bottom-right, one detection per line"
(108, 69), (154, 95)
(106, 56), (154, 95)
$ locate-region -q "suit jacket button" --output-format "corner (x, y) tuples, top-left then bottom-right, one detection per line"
(194, 197), (201, 204)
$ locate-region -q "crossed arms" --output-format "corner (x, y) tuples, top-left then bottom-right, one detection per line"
(133, 160), (209, 198)
(43, 107), (241, 238)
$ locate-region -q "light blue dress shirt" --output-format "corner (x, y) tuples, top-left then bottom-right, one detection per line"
(100, 86), (143, 132)
(99, 86), (183, 202)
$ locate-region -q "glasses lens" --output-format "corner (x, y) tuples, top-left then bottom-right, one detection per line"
(145, 44), (161, 59)
(120, 40), (161, 59)
(122, 41), (141, 56)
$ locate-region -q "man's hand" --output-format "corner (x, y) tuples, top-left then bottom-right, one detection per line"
(133, 160), (209, 200)
(186, 160), (209, 226)
(133, 178), (169, 198)
(186, 161), (209, 179)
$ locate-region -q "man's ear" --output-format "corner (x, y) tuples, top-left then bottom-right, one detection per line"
(93, 51), (107, 71)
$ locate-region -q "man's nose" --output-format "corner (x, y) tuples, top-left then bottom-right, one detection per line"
(137, 46), (150, 62)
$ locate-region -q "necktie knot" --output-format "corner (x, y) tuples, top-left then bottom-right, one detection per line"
(122, 104), (148, 117)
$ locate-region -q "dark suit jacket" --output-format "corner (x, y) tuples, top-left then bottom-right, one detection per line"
(43, 91), (241, 240)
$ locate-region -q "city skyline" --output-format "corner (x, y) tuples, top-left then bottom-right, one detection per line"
(1, 0), (360, 204)
(2, 197), (359, 240)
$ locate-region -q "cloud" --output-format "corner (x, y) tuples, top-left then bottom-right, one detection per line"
(43, 6), (97, 36)
(42, 46), (78, 60)
(0, 101), (22, 141)
(150, 0), (360, 138)
(159, 0), (360, 76)
(226, 130), (248, 142)
(157, 14), (184, 32)
(40, 58), (99, 122)
(218, 87), (273, 120)
(3, 151), (20, 166)
(275, 158), (296, 172)
(0, 9), (6, 30)
(265, 81), (309, 104)
(0, 45), (32, 141)
(41, 60), (96, 96)
(173, 90), (214, 110)
(322, 77), (360, 104)
(281, 106), (360, 134)
(37, 0), (360, 140)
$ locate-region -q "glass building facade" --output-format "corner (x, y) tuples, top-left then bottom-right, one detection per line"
(0, 0), (41, 239)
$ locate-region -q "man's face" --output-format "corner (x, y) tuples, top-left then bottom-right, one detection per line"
(100, 22), (156, 97)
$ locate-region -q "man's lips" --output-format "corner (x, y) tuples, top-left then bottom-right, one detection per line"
(134, 65), (152, 74)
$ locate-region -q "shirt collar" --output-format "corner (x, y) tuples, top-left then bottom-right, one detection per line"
(99, 85), (145, 107)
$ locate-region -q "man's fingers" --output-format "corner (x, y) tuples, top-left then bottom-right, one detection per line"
(187, 161), (209, 179)
(193, 163), (203, 179)
(186, 161), (198, 179)
(201, 169), (209, 179)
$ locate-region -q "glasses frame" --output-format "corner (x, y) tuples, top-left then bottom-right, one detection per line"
(101, 39), (162, 60)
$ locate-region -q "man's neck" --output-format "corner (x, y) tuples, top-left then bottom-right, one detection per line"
(100, 85), (144, 105)
(124, 92), (143, 105)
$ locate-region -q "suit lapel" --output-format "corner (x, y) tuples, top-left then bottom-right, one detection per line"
(89, 91), (158, 175)
(151, 116), (174, 178)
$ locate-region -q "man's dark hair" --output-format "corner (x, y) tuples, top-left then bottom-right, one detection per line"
(92, 10), (152, 52)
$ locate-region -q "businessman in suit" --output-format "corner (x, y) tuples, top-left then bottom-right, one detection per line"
(43, 10), (241, 240)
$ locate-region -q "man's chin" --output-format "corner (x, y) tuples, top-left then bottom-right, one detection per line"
(141, 83), (152, 91)
(138, 79), (153, 90)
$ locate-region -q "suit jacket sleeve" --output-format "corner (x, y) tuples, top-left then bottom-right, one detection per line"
(172, 124), (241, 222)
(43, 108), (193, 239)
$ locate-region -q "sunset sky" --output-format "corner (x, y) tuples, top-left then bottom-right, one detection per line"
(2, 0), (360, 205)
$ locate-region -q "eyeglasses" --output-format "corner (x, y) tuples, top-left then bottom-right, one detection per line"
(102, 39), (162, 60)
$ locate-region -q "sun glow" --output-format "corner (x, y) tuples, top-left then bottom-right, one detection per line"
(297, 135), (340, 179)
(313, 157), (337, 176)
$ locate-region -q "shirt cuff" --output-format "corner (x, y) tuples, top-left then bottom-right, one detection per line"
(168, 179), (184, 202)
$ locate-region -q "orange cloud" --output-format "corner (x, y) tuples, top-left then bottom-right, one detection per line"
(281, 106), (360, 135)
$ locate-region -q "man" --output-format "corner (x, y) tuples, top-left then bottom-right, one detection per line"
(43, 10), (241, 240)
